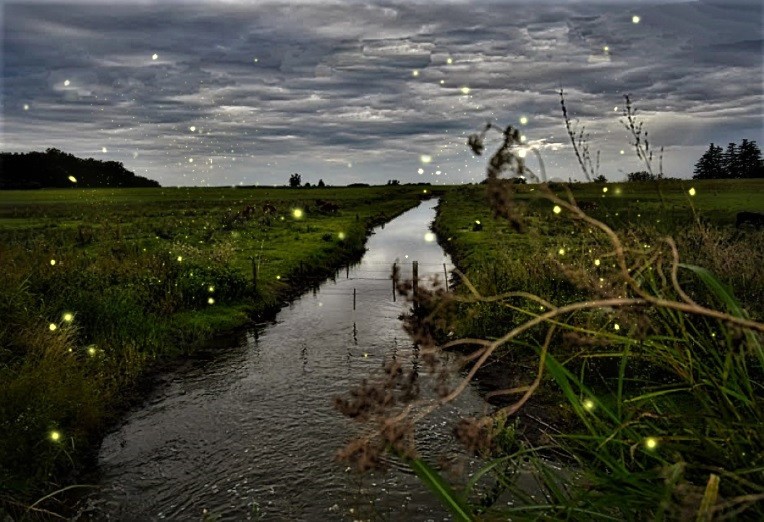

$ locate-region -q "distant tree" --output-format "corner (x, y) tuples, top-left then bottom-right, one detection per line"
(592, 174), (608, 183)
(737, 139), (764, 178)
(289, 173), (302, 188)
(386, 179), (400, 186)
(626, 170), (656, 182)
(304, 182), (311, 188)
(693, 143), (724, 179)
(722, 142), (739, 178)
(317, 179), (326, 188)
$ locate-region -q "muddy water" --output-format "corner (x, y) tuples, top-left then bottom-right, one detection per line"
(80, 200), (490, 521)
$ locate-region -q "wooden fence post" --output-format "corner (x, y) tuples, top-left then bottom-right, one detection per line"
(353, 288), (356, 310)
(251, 257), (258, 293)
(413, 261), (419, 308)
(392, 262), (397, 302)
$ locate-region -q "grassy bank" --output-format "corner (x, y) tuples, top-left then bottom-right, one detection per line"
(420, 179), (764, 519)
(0, 185), (428, 516)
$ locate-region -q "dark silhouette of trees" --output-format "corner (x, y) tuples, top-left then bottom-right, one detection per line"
(386, 179), (400, 186)
(289, 173), (302, 188)
(317, 179), (326, 188)
(592, 174), (608, 183)
(694, 140), (762, 179)
(626, 170), (656, 182)
(0, 148), (160, 189)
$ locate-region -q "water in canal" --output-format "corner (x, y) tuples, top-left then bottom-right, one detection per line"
(79, 200), (489, 520)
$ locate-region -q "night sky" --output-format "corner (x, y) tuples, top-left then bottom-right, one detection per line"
(2, 1), (762, 187)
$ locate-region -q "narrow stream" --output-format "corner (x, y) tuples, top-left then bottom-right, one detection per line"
(79, 200), (489, 521)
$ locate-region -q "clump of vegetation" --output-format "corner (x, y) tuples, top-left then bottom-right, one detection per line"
(336, 94), (764, 520)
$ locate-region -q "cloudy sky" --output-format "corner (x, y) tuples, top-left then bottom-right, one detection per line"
(2, 1), (762, 186)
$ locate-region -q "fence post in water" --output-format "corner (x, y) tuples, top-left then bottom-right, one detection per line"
(443, 263), (449, 291)
(353, 288), (356, 310)
(251, 257), (258, 293)
(346, 265), (349, 279)
(413, 261), (419, 310)
(392, 262), (397, 302)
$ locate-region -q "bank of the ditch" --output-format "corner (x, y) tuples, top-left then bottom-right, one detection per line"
(426, 180), (764, 518)
(0, 186), (434, 517)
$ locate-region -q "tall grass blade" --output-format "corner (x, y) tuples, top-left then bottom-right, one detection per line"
(408, 458), (473, 521)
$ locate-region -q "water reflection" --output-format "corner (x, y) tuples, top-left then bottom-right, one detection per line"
(82, 200), (486, 521)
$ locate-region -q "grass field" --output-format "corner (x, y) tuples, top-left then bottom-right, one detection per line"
(415, 178), (764, 519)
(0, 185), (429, 514)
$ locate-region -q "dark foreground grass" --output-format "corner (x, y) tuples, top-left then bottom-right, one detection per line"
(0, 185), (429, 517)
(416, 179), (764, 520)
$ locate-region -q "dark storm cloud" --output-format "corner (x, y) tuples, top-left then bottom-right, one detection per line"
(2, 1), (762, 186)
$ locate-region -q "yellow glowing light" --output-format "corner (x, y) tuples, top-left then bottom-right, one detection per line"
(439, 79), (445, 85)
(603, 45), (610, 52)
(594, 259), (601, 267)
(177, 256), (183, 262)
(645, 437), (658, 450)
(519, 116), (528, 125)
(460, 86), (470, 95)
(553, 205), (562, 214)
(420, 154), (432, 164)
(446, 57), (453, 64)
(619, 149), (625, 155)
(517, 148), (527, 158)
(424, 232), (436, 242)
(338, 232), (346, 240)
(50, 259), (56, 266)
(558, 248), (566, 256)
(688, 187), (696, 196)
(63, 313), (74, 323)
(583, 399), (595, 411)
(68, 175), (77, 183)
(102, 147), (108, 153)
(363, 353), (369, 358)
(87, 345), (97, 356)
(253, 57), (259, 63)
(276, 275), (281, 280)
(208, 285), (215, 293)
(188, 158), (194, 163)
(412, 69), (419, 77)
(292, 208), (304, 219)
(520, 135), (527, 143)
(417, 168), (424, 174)
(614, 323), (621, 331)
(423, 189), (428, 194)
(632, 15), (641, 24)
(23, 103), (30, 111)
(475, 220), (481, 225)
(189, 126), (196, 132)
(602, 187), (608, 193)
(152, 53), (158, 60)
(615, 187), (622, 195)
(208, 297), (215, 305)
(64, 79), (70, 86)
(49, 430), (61, 442)
(49, 323), (57, 331)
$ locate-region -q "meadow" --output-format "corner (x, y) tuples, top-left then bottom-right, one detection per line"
(0, 185), (428, 515)
(403, 178), (764, 520)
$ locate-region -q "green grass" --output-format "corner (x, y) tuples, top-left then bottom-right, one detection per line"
(0, 185), (431, 516)
(417, 179), (764, 520)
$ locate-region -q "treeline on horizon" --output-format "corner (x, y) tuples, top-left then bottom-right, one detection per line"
(693, 139), (763, 179)
(0, 148), (161, 189)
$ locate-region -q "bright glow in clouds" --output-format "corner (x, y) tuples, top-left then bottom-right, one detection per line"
(519, 116), (528, 125)
(23, 104), (29, 110)
(412, 69), (419, 77)
(424, 232), (436, 242)
(460, 86), (470, 95)
(102, 147), (108, 153)
(446, 57), (453, 64)
(152, 53), (158, 60)
(189, 126), (196, 132)
(420, 154), (432, 164)
(632, 15), (641, 24)
(517, 148), (527, 158)
(64, 79), (70, 86)
(417, 168), (424, 174)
